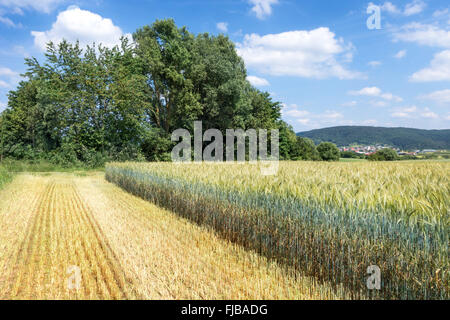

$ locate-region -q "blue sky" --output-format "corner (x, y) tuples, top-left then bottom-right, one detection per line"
(0, 0), (449, 131)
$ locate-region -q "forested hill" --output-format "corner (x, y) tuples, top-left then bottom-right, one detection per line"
(297, 126), (450, 150)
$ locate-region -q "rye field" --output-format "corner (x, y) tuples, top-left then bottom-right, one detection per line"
(0, 161), (447, 300)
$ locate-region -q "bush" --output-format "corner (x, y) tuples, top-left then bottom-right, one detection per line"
(341, 151), (365, 159)
(368, 148), (398, 161)
(317, 142), (340, 161)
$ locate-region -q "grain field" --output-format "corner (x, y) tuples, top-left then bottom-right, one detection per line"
(0, 173), (343, 300)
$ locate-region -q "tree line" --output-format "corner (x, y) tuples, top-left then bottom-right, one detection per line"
(0, 19), (340, 167)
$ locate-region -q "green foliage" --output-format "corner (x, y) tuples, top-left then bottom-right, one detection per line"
(368, 148), (398, 161)
(298, 126), (450, 150)
(317, 142), (340, 161)
(1, 19), (333, 164)
(341, 151), (366, 159)
(0, 165), (12, 189)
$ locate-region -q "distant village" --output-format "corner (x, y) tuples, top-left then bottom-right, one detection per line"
(339, 145), (440, 157)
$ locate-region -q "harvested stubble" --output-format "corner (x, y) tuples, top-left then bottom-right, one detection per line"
(0, 173), (344, 299)
(106, 161), (449, 300)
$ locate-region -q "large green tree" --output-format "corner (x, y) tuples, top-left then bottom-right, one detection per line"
(0, 19), (309, 165)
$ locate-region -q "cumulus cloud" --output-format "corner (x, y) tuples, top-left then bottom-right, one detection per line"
(341, 101), (357, 107)
(0, 14), (19, 27)
(390, 106), (439, 120)
(362, 119), (378, 125)
(380, 2), (400, 14)
(31, 6), (130, 51)
(349, 87), (403, 102)
(236, 28), (363, 80)
(248, 0), (278, 20)
(282, 104), (345, 129)
(391, 106), (418, 118)
(410, 50), (450, 82)
(370, 100), (389, 107)
(403, 0), (426, 16)
(0, 0), (63, 13)
(394, 50), (407, 58)
(0, 66), (20, 87)
(393, 23), (450, 48)
(421, 108), (438, 119)
(420, 89), (450, 104)
(247, 75), (270, 87)
(376, 1), (426, 16)
(368, 61), (382, 67)
(216, 22), (228, 33)
(433, 9), (449, 18)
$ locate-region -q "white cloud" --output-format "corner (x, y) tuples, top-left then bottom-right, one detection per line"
(433, 8), (449, 18)
(349, 86), (403, 102)
(410, 50), (450, 82)
(0, 15), (19, 27)
(216, 22), (228, 33)
(286, 109), (310, 118)
(404, 0), (426, 16)
(0, 67), (18, 77)
(31, 6), (130, 51)
(370, 100), (389, 107)
(322, 111), (344, 119)
(341, 101), (357, 107)
(247, 75), (270, 87)
(380, 2), (400, 14)
(362, 119), (378, 125)
(0, 0), (63, 13)
(368, 60), (382, 67)
(0, 101), (7, 111)
(394, 50), (407, 59)
(390, 106), (439, 119)
(391, 112), (411, 118)
(297, 118), (310, 125)
(391, 106), (416, 118)
(282, 105), (345, 130)
(393, 23), (450, 48)
(236, 28), (363, 80)
(421, 108), (438, 119)
(0, 66), (20, 87)
(248, 0), (278, 20)
(420, 89), (450, 104)
(376, 1), (425, 16)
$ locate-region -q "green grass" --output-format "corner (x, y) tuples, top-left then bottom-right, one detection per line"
(0, 159), (105, 173)
(339, 158), (367, 162)
(0, 165), (12, 190)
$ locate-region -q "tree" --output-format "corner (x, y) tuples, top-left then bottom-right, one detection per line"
(294, 137), (320, 161)
(134, 19), (201, 133)
(368, 148), (398, 161)
(317, 142), (340, 161)
(1, 18), (334, 165)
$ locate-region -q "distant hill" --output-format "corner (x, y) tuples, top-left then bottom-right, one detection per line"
(297, 126), (450, 150)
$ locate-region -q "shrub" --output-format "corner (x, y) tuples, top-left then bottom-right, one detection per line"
(368, 148), (398, 161)
(317, 142), (340, 161)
